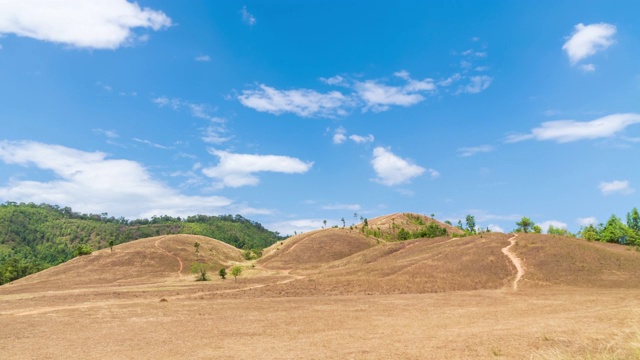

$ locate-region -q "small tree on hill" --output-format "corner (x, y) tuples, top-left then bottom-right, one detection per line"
(323, 220), (327, 228)
(231, 265), (243, 282)
(533, 225), (542, 234)
(107, 239), (114, 252)
(515, 217), (535, 233)
(341, 217), (346, 228)
(194, 241), (200, 253)
(465, 215), (476, 234)
(191, 262), (210, 281)
(219, 267), (227, 280)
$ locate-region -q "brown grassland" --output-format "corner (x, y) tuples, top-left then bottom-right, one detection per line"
(2, 214), (640, 359)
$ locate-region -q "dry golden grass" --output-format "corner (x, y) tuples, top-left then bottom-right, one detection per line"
(511, 233), (640, 288)
(2, 230), (640, 359)
(259, 228), (377, 269)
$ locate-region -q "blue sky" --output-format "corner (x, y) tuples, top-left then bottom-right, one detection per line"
(1, 1), (639, 235)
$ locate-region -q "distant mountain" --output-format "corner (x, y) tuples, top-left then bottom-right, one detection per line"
(0, 202), (284, 284)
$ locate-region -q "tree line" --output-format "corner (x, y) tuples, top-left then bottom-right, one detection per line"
(0, 202), (285, 285)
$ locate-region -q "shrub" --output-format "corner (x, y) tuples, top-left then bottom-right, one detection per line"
(73, 244), (93, 257)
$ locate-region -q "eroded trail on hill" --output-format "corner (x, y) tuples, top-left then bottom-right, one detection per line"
(501, 234), (525, 290)
(155, 237), (184, 277)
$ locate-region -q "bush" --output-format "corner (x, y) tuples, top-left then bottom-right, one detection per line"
(73, 244), (93, 257)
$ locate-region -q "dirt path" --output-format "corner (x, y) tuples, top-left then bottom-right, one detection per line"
(155, 237), (184, 277)
(501, 234), (525, 290)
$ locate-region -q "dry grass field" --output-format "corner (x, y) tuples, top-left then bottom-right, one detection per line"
(2, 225), (640, 359)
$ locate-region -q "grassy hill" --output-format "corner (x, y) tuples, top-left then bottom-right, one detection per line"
(0, 202), (284, 284)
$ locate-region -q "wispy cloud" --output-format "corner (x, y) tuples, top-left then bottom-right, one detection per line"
(195, 55), (211, 62)
(238, 84), (351, 118)
(133, 138), (173, 150)
(0, 0), (171, 49)
(599, 180), (634, 196)
(563, 23), (616, 66)
(202, 149), (313, 188)
(240, 6), (256, 26)
(506, 113), (640, 143)
(239, 67), (492, 117)
(457, 145), (494, 157)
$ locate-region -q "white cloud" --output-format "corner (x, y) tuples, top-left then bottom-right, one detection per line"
(349, 134), (375, 144)
(506, 113), (640, 143)
(201, 123), (231, 145)
(355, 71), (436, 112)
(438, 73), (461, 87)
(267, 219), (323, 236)
(539, 220), (567, 232)
(599, 180), (635, 196)
(580, 63), (596, 72)
(563, 23), (616, 65)
(333, 127), (374, 145)
(238, 84), (350, 118)
(371, 147), (428, 186)
(240, 6), (256, 26)
(321, 204), (361, 211)
(461, 75), (492, 94)
(457, 145), (494, 157)
(487, 224), (504, 233)
(0, 0), (171, 49)
(577, 217), (597, 227)
(320, 75), (346, 86)
(202, 149), (313, 188)
(195, 55), (211, 62)
(0, 140), (245, 219)
(333, 127), (347, 144)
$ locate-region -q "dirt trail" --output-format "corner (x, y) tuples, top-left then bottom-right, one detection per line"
(501, 234), (525, 290)
(154, 237), (184, 277)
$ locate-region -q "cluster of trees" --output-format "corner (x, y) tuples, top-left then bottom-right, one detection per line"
(190, 262), (242, 282)
(512, 208), (640, 245)
(0, 202), (285, 285)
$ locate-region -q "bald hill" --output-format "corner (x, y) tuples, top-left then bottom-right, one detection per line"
(0, 202), (284, 284)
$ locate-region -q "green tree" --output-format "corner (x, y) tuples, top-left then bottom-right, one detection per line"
(363, 218), (369, 227)
(601, 215), (630, 243)
(231, 265), (243, 282)
(194, 241), (200, 253)
(190, 262), (210, 281)
(323, 220), (327, 228)
(341, 217), (346, 228)
(579, 224), (599, 241)
(515, 217), (535, 233)
(627, 207), (640, 233)
(532, 225), (542, 234)
(465, 215), (476, 234)
(219, 267), (227, 280)
(107, 239), (114, 252)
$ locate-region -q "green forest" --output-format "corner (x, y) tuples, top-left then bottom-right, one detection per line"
(0, 202), (285, 285)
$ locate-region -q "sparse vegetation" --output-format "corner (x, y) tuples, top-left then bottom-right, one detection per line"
(231, 265), (243, 282)
(219, 267), (227, 279)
